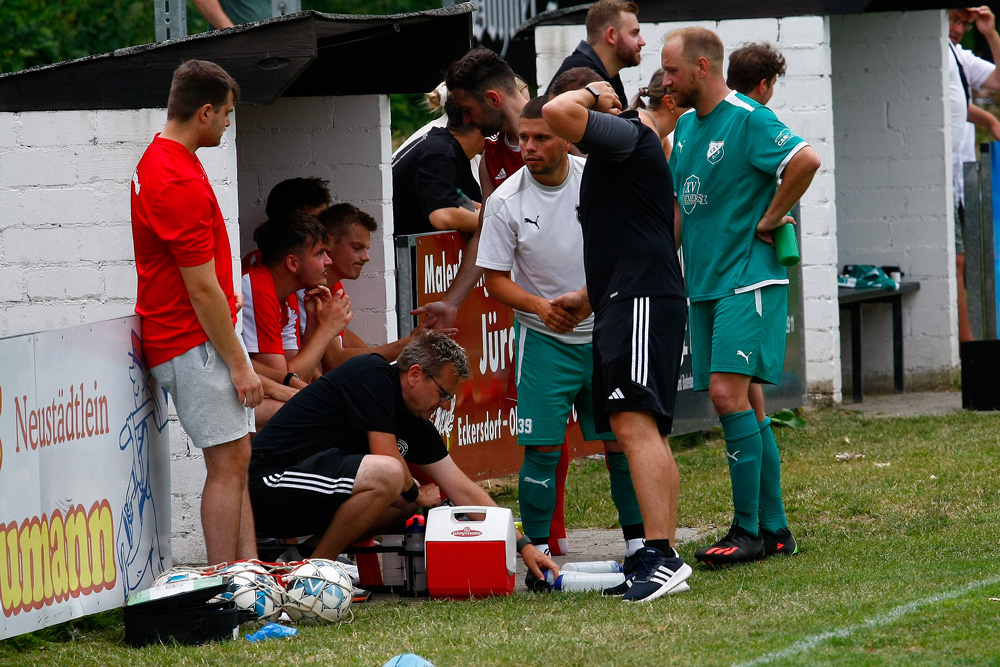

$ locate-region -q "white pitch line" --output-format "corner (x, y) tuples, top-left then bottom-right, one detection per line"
(732, 574), (1000, 667)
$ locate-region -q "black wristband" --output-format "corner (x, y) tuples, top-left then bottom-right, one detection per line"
(516, 536), (532, 553)
(282, 372), (298, 386)
(401, 481), (419, 503)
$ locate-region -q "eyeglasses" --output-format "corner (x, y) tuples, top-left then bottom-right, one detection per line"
(427, 372), (455, 402)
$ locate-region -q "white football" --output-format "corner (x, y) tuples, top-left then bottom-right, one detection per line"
(217, 561), (285, 623)
(150, 566), (204, 588)
(283, 558), (353, 624)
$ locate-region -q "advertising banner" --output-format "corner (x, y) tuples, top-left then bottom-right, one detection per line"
(411, 232), (600, 479)
(0, 317), (170, 639)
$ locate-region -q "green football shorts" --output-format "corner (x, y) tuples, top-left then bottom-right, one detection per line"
(688, 284), (788, 392)
(513, 320), (614, 445)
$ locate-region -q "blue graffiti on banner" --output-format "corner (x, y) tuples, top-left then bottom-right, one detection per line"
(115, 330), (169, 598)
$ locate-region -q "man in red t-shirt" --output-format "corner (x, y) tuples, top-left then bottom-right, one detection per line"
(316, 203), (444, 370)
(131, 60), (262, 565)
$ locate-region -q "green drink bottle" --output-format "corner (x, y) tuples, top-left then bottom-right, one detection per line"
(774, 221), (800, 267)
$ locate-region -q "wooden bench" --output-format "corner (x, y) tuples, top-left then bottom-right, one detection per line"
(838, 281), (920, 403)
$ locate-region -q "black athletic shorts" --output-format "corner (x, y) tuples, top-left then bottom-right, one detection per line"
(249, 448), (366, 537)
(592, 296), (687, 435)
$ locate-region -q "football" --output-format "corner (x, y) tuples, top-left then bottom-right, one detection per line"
(283, 558), (353, 624)
(150, 566), (204, 588)
(217, 561), (286, 623)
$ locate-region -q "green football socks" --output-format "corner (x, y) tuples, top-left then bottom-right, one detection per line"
(758, 416), (789, 533)
(519, 447), (562, 544)
(720, 409), (763, 535)
(606, 451), (644, 528)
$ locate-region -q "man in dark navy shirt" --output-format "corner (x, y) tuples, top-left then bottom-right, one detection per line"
(249, 332), (557, 578)
(543, 71), (690, 602)
(545, 0), (645, 105)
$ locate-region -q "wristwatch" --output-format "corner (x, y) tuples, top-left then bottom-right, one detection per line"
(584, 83), (601, 106)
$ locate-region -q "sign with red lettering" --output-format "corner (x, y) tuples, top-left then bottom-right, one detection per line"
(0, 317), (170, 639)
(414, 232), (599, 479)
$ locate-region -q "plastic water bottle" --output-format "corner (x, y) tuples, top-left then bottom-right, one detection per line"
(405, 515), (427, 592)
(525, 568), (556, 593)
(552, 571), (626, 592)
(456, 189), (477, 212)
(561, 560), (624, 574)
(381, 535), (405, 588)
(774, 222), (800, 266)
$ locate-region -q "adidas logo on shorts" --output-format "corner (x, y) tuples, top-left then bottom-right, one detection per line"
(608, 388), (625, 400)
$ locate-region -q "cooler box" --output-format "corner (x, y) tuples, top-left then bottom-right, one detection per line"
(425, 505), (516, 599)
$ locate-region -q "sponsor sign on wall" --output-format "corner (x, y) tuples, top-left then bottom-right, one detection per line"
(0, 317), (170, 639)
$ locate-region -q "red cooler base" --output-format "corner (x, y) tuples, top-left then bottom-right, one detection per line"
(426, 541), (515, 598)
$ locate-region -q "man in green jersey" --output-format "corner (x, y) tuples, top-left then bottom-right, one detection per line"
(663, 27), (820, 564)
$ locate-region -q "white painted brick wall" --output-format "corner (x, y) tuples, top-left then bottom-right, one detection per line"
(537, 15), (841, 401)
(831, 10), (957, 393)
(0, 106), (243, 566)
(236, 94), (398, 344)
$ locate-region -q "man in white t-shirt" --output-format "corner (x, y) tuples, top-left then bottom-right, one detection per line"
(476, 96), (650, 585)
(948, 6), (1000, 341)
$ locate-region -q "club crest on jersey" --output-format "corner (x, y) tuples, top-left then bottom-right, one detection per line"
(397, 438), (409, 457)
(680, 174), (708, 214)
(707, 140), (725, 164)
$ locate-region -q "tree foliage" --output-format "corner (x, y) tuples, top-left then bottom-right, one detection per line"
(0, 0), (440, 74)
(0, 0), (154, 73)
(0, 0), (443, 142)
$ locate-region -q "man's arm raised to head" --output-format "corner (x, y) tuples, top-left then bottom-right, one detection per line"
(542, 80), (622, 143)
(972, 6), (1000, 90)
(179, 260), (263, 408)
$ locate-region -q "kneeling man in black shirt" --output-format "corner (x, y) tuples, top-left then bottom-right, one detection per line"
(249, 332), (557, 578)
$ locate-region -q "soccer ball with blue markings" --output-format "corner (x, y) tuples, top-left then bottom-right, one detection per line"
(217, 561), (286, 623)
(283, 558), (353, 624)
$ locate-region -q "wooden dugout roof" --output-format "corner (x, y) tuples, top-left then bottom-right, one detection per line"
(0, 4), (474, 112)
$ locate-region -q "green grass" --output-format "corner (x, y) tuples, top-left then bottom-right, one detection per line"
(4, 406), (1000, 666)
